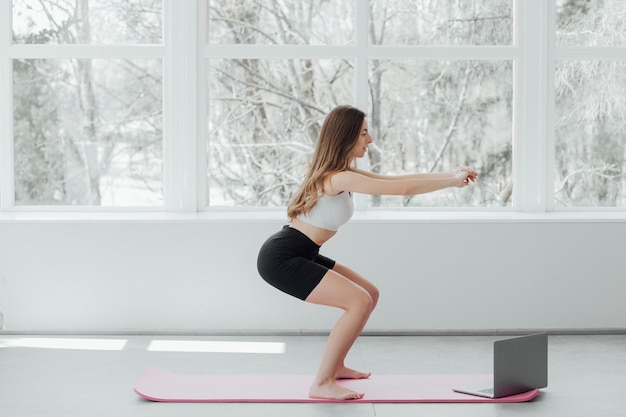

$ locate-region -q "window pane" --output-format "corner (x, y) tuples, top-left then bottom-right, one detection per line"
(12, 0), (162, 44)
(207, 59), (353, 206)
(368, 60), (513, 207)
(13, 59), (163, 206)
(370, 0), (513, 45)
(207, 0), (353, 45)
(556, 0), (626, 46)
(555, 60), (626, 207)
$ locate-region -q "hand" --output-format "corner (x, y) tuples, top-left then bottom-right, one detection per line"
(454, 167), (478, 187)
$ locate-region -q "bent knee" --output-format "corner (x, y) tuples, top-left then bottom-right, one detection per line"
(369, 285), (380, 310)
(348, 289), (374, 316)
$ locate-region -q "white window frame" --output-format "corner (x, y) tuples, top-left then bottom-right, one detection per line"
(550, 1), (626, 212)
(201, 0), (526, 212)
(0, 1), (182, 212)
(0, 0), (13, 211)
(1, 0), (625, 218)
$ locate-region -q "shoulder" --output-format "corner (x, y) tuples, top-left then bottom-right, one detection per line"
(326, 169), (371, 194)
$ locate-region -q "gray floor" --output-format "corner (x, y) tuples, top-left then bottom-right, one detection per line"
(1, 333), (624, 417)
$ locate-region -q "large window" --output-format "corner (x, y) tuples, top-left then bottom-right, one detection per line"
(554, 0), (626, 208)
(206, 0), (513, 208)
(5, 0), (163, 207)
(1, 1), (624, 213)
(206, 0), (355, 207)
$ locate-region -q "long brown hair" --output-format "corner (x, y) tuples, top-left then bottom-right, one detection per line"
(287, 105), (365, 220)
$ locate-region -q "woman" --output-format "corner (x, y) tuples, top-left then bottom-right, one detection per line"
(257, 105), (477, 400)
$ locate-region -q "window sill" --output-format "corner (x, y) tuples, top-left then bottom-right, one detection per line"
(1, 209), (626, 223)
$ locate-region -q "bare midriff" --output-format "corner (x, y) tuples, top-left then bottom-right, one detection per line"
(289, 217), (337, 247)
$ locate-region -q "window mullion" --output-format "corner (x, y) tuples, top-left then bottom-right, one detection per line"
(163, 1), (198, 212)
(9, 44), (164, 59)
(354, 0), (370, 211)
(545, 0), (557, 211)
(196, 0), (208, 211)
(0, 1), (13, 211)
(354, 0), (368, 110)
(555, 46), (626, 60)
(515, 0), (550, 212)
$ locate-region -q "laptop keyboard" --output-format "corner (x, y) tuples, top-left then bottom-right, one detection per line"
(478, 388), (494, 395)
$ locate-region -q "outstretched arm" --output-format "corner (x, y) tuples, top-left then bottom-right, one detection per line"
(328, 167), (477, 196)
(350, 167), (468, 181)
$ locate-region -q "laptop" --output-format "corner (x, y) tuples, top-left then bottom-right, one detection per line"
(453, 332), (548, 398)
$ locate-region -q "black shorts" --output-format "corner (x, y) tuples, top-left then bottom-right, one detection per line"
(257, 225), (335, 300)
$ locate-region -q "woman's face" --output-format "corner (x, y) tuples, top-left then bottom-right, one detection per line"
(351, 118), (373, 159)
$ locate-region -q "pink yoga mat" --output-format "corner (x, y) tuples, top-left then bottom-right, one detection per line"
(134, 367), (540, 403)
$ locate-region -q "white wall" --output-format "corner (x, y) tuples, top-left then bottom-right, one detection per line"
(1, 217), (625, 333)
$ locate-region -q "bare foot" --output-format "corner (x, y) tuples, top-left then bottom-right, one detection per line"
(335, 365), (371, 380)
(309, 380), (364, 401)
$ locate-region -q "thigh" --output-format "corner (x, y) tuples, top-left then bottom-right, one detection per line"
(331, 262), (379, 306)
(305, 269), (372, 310)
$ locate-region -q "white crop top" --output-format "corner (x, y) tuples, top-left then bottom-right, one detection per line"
(298, 192), (354, 231)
